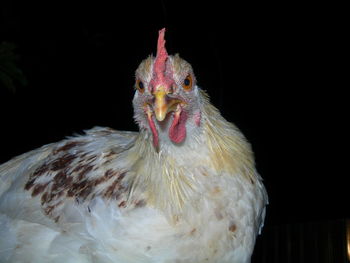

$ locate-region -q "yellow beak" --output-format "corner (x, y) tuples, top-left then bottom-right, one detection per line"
(153, 85), (183, 122)
(153, 87), (168, 121)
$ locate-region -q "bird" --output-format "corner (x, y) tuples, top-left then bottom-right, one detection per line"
(0, 28), (267, 263)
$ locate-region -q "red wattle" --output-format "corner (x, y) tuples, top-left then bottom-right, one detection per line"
(169, 111), (187, 144)
(147, 114), (159, 148)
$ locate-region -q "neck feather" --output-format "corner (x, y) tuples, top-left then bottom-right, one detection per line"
(128, 90), (257, 220)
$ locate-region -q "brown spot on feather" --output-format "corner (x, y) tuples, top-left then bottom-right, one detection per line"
(24, 140), (131, 221)
(33, 163), (50, 176)
(103, 150), (118, 164)
(118, 201), (126, 208)
(78, 184), (93, 199)
(67, 190), (75, 197)
(92, 177), (105, 186)
(77, 165), (94, 180)
(79, 152), (89, 158)
(201, 171), (209, 177)
(189, 228), (196, 235)
(104, 179), (120, 198)
(51, 154), (75, 171)
(103, 172), (126, 199)
(72, 163), (85, 173)
(32, 183), (48, 197)
(105, 169), (118, 178)
(229, 224), (237, 232)
(41, 192), (49, 204)
(24, 179), (35, 190)
(53, 141), (86, 154)
(52, 171), (72, 192)
(86, 155), (97, 163)
(43, 199), (63, 217)
(105, 150), (117, 158)
(44, 205), (55, 215)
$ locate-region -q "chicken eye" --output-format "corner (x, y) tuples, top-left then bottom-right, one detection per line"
(182, 74), (193, 91)
(136, 79), (145, 93)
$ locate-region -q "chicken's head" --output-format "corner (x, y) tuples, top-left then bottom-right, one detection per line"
(133, 28), (201, 149)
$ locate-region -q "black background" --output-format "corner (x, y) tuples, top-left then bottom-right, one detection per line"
(0, 1), (347, 227)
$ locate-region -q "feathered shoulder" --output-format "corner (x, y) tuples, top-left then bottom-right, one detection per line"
(0, 127), (141, 224)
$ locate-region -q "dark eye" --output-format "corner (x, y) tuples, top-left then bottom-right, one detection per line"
(182, 74), (193, 91)
(136, 79), (145, 93)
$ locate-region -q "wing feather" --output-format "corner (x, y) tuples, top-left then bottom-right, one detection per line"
(0, 127), (138, 225)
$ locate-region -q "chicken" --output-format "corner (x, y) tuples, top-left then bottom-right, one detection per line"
(0, 28), (267, 263)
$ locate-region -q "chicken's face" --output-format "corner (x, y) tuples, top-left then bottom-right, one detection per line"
(133, 29), (201, 149)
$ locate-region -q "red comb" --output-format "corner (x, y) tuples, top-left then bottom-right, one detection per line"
(154, 28), (168, 81)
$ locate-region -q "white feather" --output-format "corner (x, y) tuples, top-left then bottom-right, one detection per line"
(0, 53), (267, 263)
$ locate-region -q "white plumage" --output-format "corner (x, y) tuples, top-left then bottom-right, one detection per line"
(0, 29), (267, 263)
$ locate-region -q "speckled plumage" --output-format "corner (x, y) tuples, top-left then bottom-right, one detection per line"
(0, 29), (267, 263)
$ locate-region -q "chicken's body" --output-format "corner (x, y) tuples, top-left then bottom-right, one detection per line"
(0, 29), (267, 263)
